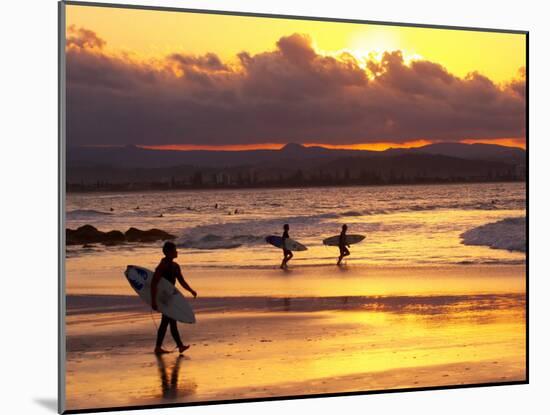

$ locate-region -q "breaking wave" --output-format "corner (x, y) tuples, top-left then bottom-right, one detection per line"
(460, 217), (526, 252)
(175, 212), (378, 250)
(67, 209), (112, 219)
(177, 234), (266, 250)
(338, 199), (523, 217)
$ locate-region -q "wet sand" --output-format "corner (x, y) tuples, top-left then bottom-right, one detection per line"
(64, 265), (526, 411)
(66, 263), (526, 297)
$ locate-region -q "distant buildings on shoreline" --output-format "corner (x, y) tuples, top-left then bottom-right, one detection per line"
(67, 164), (526, 193)
(66, 143), (526, 193)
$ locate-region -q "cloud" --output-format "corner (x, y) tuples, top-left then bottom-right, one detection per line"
(507, 67), (526, 99)
(169, 52), (229, 71)
(66, 27), (526, 146)
(66, 25), (106, 50)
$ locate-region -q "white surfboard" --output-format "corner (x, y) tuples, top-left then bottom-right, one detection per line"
(124, 265), (196, 324)
(265, 235), (308, 251)
(323, 234), (366, 246)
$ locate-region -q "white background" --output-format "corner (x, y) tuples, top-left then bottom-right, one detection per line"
(0, 0), (546, 414)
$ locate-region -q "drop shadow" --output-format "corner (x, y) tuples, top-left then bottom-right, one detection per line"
(34, 398), (57, 413)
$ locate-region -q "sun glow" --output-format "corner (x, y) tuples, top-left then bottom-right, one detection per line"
(65, 5), (526, 150)
(460, 138), (526, 149)
(318, 47), (424, 71)
(304, 140), (433, 151)
(67, 4), (526, 83)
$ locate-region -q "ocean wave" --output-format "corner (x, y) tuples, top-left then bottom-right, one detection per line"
(455, 259), (526, 265)
(460, 217), (526, 252)
(67, 209), (112, 218)
(177, 234), (266, 250)
(175, 212), (374, 250)
(338, 200), (523, 217)
(67, 293), (525, 316)
(341, 210), (363, 216)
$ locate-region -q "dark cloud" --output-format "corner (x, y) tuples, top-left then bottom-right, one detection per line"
(169, 52), (228, 70)
(67, 25), (106, 50)
(236, 34), (367, 103)
(276, 33), (317, 65)
(507, 67), (526, 99)
(66, 27), (526, 146)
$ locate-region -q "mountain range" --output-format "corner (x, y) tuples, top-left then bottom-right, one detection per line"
(68, 142), (525, 168)
(66, 142), (526, 191)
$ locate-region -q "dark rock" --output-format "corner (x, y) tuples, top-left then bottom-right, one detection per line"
(103, 230), (126, 245)
(67, 225), (105, 245)
(66, 225), (173, 245)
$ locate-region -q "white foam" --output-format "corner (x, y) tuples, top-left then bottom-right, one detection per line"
(461, 217), (526, 252)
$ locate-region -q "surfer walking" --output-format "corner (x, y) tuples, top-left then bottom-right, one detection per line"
(151, 241), (197, 355)
(280, 224), (293, 269)
(337, 224), (351, 266)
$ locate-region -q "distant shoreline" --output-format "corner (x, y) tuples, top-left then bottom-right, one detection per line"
(66, 178), (525, 194)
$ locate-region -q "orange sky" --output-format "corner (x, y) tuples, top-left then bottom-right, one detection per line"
(65, 4), (527, 150)
(141, 138), (525, 152)
(66, 5), (526, 83)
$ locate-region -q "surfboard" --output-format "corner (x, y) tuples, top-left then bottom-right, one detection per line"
(124, 265), (196, 324)
(323, 234), (366, 246)
(266, 235), (308, 251)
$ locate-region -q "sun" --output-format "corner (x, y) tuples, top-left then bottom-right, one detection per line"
(311, 27), (424, 71)
(342, 28), (423, 66)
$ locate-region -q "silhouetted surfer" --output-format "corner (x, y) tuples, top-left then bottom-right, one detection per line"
(337, 224), (351, 266)
(151, 241), (197, 355)
(280, 224), (293, 269)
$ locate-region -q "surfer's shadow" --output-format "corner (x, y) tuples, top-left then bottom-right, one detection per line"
(155, 354), (197, 400)
(336, 263), (352, 272)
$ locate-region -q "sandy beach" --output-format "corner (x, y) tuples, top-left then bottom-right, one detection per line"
(63, 183), (526, 411)
(65, 265), (526, 411)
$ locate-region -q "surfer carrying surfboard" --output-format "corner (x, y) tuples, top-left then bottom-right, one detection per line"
(280, 224), (293, 269)
(337, 224), (351, 266)
(151, 241), (197, 355)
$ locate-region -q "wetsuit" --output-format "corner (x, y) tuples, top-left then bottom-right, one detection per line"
(282, 230), (292, 256)
(339, 232), (350, 257)
(154, 258), (184, 349)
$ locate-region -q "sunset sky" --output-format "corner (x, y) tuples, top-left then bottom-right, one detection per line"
(65, 4), (527, 151)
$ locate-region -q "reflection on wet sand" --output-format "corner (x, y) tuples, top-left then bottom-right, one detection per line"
(65, 275), (525, 411)
(155, 354), (196, 400)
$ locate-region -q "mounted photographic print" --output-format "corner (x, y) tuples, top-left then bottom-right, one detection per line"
(58, 1), (528, 413)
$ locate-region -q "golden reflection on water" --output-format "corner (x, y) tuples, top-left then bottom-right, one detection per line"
(65, 296), (525, 410)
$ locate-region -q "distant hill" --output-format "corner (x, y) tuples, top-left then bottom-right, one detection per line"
(68, 142), (525, 169)
(386, 142), (525, 164)
(66, 142), (526, 191)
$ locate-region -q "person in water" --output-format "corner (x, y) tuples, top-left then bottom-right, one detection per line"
(337, 224), (351, 266)
(151, 241), (197, 355)
(280, 223), (293, 269)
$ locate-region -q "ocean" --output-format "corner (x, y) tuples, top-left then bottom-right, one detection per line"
(66, 182), (525, 270)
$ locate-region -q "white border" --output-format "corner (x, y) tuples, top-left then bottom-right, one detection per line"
(1, 1), (547, 415)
